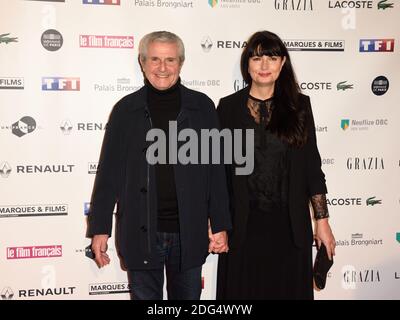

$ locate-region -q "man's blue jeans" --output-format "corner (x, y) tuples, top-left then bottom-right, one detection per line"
(128, 232), (202, 300)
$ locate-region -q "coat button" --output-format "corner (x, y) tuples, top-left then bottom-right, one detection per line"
(140, 187), (147, 193)
(143, 260), (148, 264)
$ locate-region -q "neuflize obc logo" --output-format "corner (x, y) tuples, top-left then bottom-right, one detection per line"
(341, 119), (350, 131)
(42, 77), (80, 91)
(208, 0), (218, 8)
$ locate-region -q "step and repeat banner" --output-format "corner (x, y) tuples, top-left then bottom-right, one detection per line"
(0, 0), (399, 300)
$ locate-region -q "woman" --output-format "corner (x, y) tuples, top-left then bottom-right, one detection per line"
(216, 31), (336, 300)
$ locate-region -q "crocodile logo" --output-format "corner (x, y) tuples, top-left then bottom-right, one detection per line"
(0, 33), (18, 44)
(366, 196), (382, 206)
(337, 81), (354, 91)
(377, 0), (394, 10)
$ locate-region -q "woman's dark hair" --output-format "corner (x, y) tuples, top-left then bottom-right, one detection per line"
(241, 30), (308, 147)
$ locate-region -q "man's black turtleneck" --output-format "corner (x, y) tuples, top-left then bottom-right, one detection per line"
(146, 78), (180, 233)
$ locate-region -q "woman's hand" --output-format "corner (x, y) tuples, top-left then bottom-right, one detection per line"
(314, 219), (336, 260)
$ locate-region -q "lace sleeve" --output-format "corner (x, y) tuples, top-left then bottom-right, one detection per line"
(311, 194), (329, 220)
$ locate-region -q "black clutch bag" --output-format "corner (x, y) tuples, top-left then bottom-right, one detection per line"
(313, 242), (333, 290)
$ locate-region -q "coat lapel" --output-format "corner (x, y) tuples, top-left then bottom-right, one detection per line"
(228, 87), (252, 249)
(177, 85), (199, 129)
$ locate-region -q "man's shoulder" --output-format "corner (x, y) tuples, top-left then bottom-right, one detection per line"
(117, 86), (146, 106)
(111, 86), (146, 114)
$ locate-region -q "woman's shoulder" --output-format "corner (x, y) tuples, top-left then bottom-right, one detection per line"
(296, 93), (313, 116)
(218, 87), (249, 109)
(298, 92), (311, 105)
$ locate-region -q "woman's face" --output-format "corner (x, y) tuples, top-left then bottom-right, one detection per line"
(248, 55), (286, 89)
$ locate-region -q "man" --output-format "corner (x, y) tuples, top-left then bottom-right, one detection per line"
(87, 31), (231, 300)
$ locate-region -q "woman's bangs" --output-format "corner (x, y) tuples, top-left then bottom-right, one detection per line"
(250, 42), (283, 57)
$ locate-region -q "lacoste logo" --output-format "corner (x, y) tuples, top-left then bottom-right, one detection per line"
(377, 0), (394, 10)
(366, 196), (382, 206)
(337, 81), (354, 91)
(0, 33), (18, 44)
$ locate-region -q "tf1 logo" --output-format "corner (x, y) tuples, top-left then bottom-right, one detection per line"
(42, 77), (80, 91)
(359, 39), (394, 52)
(82, 0), (120, 4)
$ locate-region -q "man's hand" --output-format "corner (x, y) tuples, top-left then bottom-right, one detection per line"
(208, 221), (229, 254)
(211, 231), (229, 253)
(91, 234), (110, 268)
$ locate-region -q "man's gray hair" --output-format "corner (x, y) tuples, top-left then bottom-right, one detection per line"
(139, 31), (185, 64)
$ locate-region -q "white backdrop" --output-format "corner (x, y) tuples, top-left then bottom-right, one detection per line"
(1, 0), (399, 300)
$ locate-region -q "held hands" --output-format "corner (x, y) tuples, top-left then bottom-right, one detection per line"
(208, 220), (229, 254)
(91, 234), (111, 268)
(314, 219), (336, 260)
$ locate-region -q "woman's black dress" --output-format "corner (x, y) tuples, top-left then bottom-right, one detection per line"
(216, 96), (313, 300)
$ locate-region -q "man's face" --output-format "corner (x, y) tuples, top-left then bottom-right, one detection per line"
(140, 41), (182, 90)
